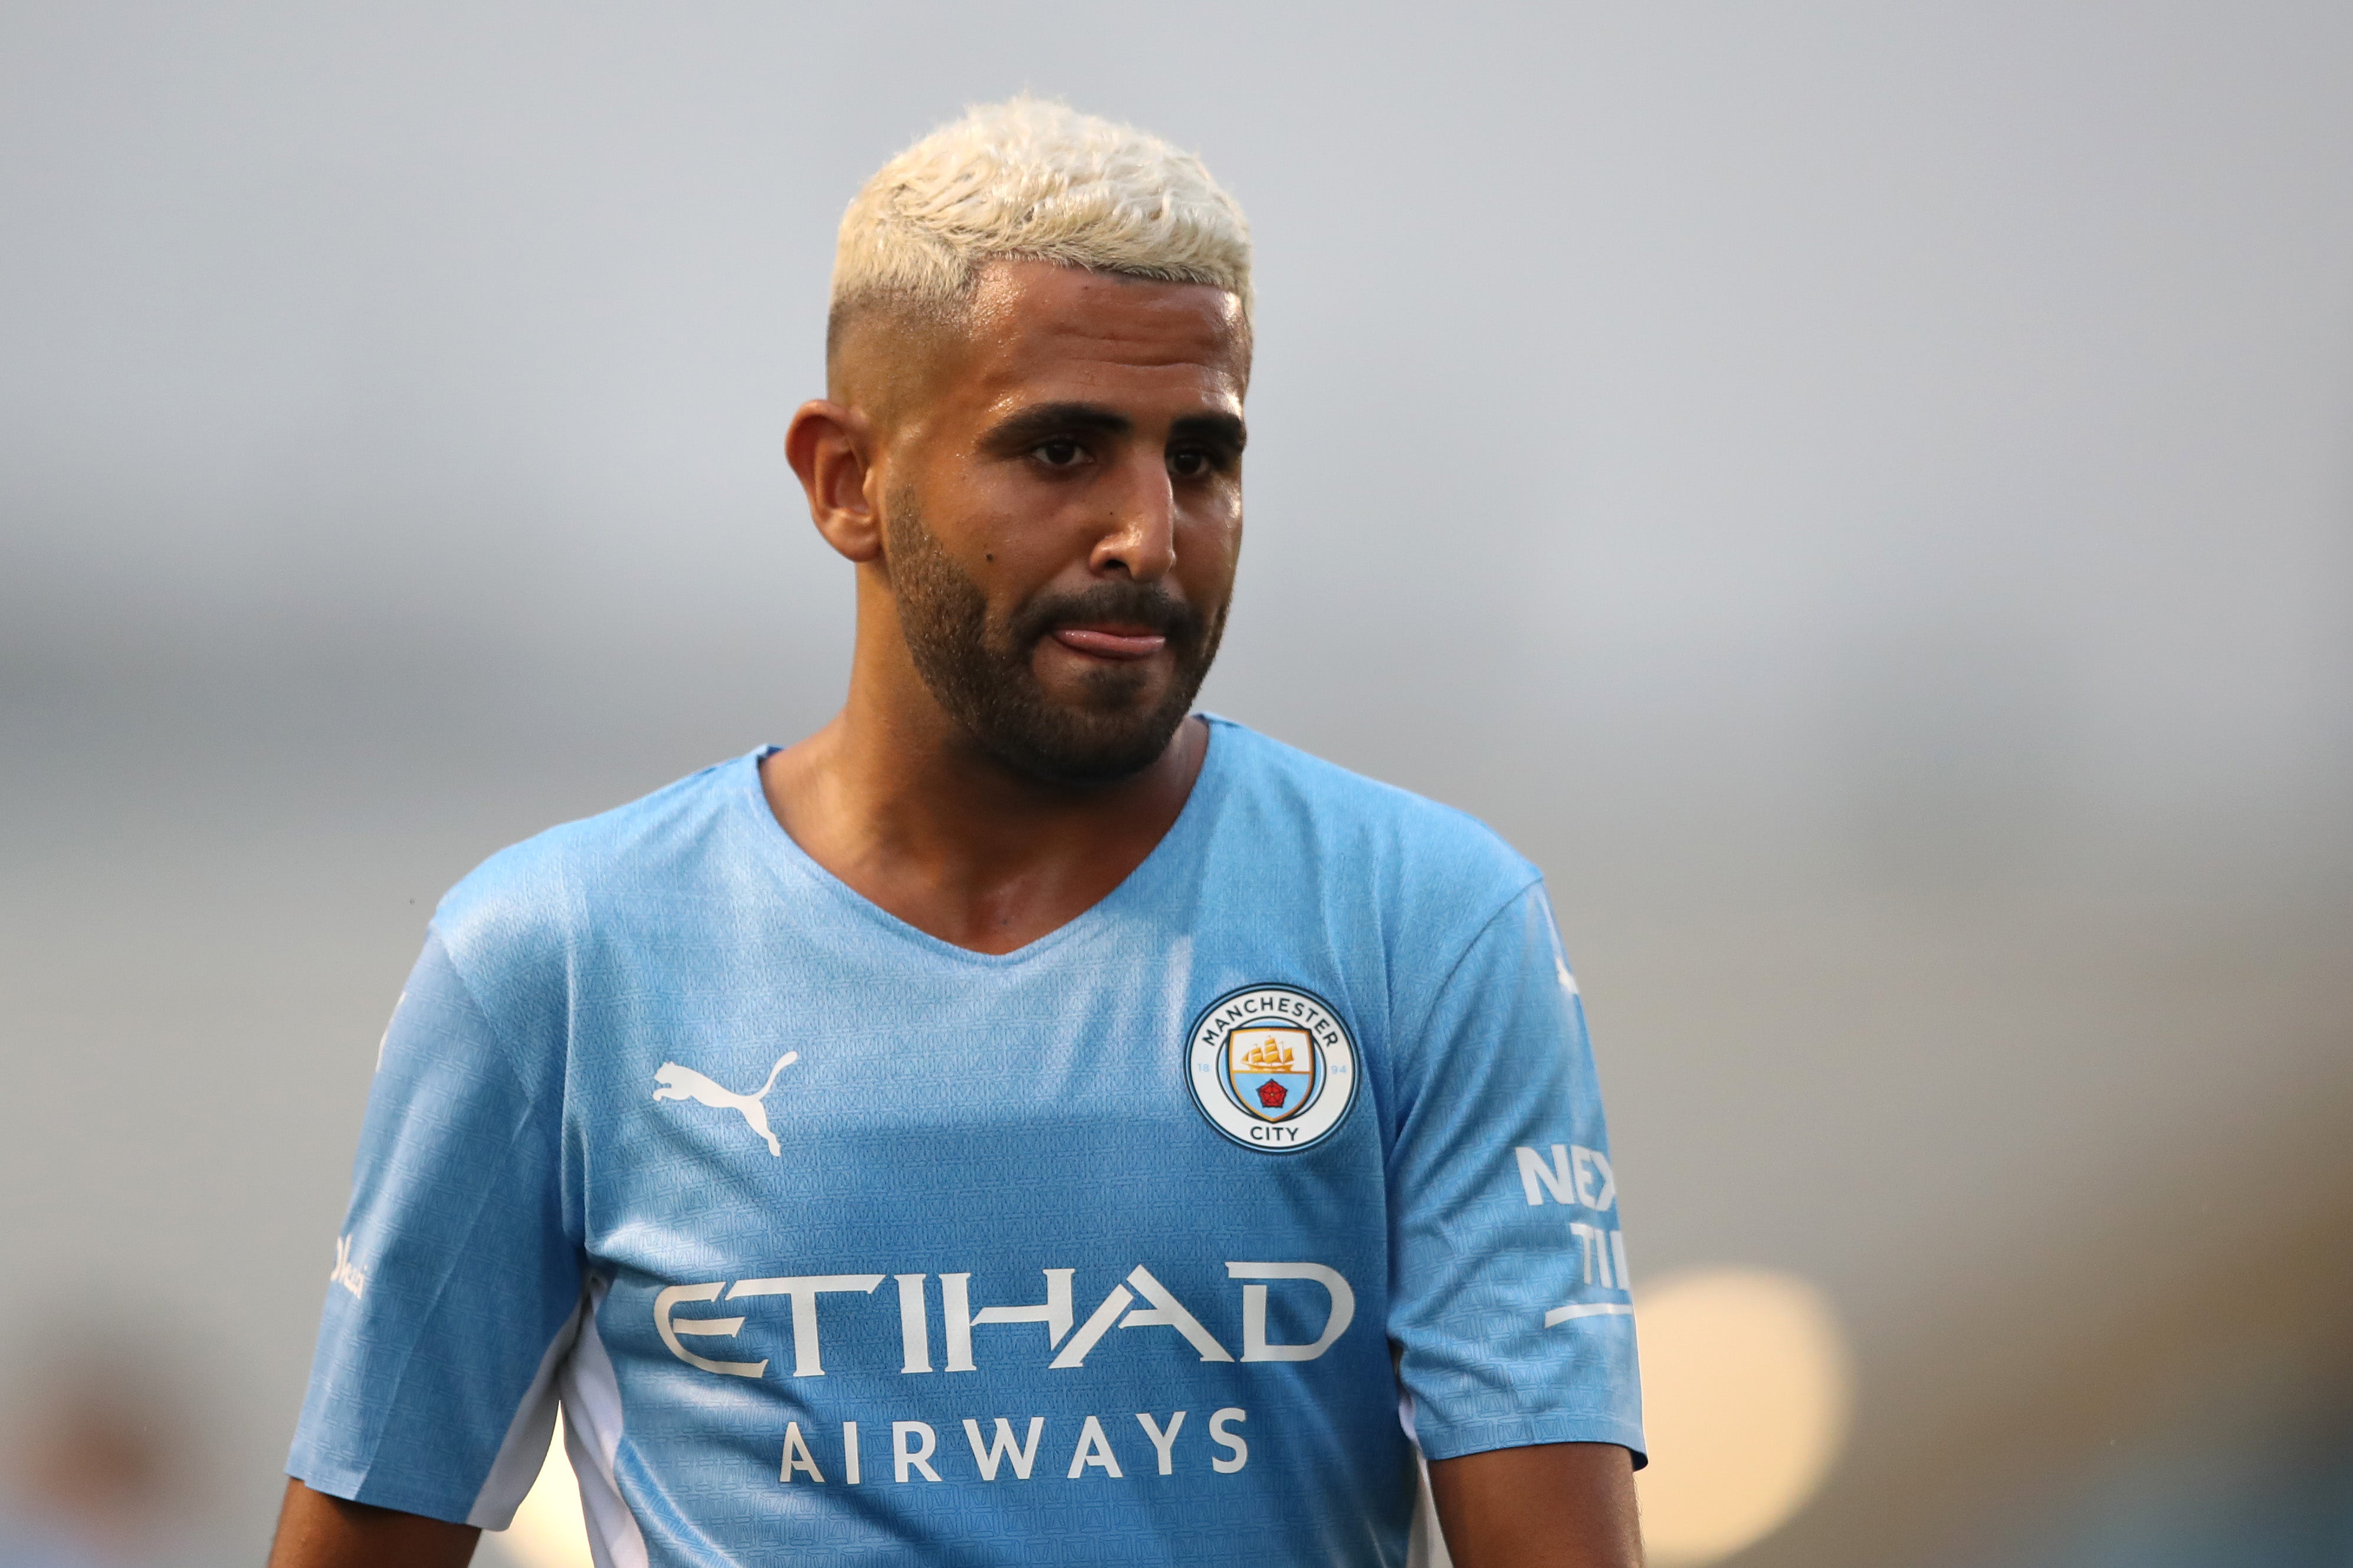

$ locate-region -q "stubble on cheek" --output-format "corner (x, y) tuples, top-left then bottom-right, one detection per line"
(882, 491), (1226, 785)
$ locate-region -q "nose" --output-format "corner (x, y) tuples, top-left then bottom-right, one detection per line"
(1088, 451), (1177, 581)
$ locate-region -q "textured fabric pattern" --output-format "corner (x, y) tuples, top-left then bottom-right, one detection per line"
(288, 717), (1643, 1566)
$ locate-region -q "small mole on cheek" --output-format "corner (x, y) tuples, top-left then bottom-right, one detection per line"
(984, 553), (995, 562)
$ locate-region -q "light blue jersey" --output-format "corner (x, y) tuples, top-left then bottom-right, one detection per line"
(289, 718), (1642, 1566)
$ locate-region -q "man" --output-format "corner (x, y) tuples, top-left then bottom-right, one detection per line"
(270, 100), (1644, 1568)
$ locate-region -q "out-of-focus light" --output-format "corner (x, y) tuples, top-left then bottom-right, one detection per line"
(1635, 1267), (1854, 1566)
(494, 1413), (593, 1568)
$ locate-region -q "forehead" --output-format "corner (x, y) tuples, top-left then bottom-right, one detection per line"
(947, 259), (1249, 413)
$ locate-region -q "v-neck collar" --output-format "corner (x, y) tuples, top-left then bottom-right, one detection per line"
(729, 716), (1231, 968)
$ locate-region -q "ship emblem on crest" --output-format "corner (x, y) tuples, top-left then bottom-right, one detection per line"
(1229, 1027), (1317, 1119)
(1187, 985), (1360, 1152)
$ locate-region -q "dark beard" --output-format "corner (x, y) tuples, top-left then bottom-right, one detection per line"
(885, 494), (1225, 786)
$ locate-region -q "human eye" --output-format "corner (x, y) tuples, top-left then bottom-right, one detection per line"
(1168, 446), (1217, 480)
(1032, 436), (1089, 469)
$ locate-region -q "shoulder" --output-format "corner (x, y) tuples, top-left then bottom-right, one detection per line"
(1204, 717), (1543, 934)
(429, 751), (759, 995)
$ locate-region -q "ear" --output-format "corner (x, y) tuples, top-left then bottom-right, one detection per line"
(785, 399), (882, 563)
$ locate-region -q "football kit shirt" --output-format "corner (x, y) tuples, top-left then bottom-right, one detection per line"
(288, 716), (1644, 1566)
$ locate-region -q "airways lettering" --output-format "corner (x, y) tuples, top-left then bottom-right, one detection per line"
(779, 1408), (1249, 1485)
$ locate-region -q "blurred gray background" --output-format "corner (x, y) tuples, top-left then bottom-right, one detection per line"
(3, 2), (2349, 1563)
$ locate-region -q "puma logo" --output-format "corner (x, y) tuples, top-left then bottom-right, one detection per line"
(651, 1051), (799, 1157)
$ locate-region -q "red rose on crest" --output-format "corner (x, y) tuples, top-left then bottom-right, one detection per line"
(1256, 1079), (1288, 1109)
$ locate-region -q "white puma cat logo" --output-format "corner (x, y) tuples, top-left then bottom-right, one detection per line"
(651, 1051), (799, 1157)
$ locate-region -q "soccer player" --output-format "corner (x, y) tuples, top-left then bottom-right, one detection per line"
(270, 100), (1645, 1568)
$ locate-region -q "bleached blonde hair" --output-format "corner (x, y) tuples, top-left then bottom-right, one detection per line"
(829, 98), (1252, 357)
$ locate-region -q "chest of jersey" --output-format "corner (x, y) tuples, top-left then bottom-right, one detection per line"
(553, 906), (1410, 1546)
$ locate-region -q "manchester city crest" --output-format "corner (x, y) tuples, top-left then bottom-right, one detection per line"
(1186, 984), (1359, 1152)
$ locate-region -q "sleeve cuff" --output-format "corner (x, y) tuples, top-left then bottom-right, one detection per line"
(1416, 1412), (1649, 1470)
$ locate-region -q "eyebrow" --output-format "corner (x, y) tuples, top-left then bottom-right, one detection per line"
(980, 402), (1248, 454)
(1171, 411), (1248, 452)
(983, 402), (1133, 452)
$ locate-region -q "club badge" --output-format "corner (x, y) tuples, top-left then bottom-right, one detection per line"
(1186, 984), (1359, 1152)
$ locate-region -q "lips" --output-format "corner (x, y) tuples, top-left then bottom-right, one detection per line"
(1050, 626), (1168, 660)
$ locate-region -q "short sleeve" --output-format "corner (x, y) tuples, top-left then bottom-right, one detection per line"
(1387, 882), (1646, 1465)
(285, 928), (585, 1525)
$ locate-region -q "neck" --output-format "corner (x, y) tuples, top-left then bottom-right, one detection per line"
(762, 645), (1207, 955)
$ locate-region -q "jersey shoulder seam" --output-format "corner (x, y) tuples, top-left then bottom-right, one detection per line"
(1394, 870), (1548, 1070)
(423, 923), (562, 1108)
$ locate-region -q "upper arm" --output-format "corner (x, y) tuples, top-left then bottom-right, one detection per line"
(285, 927), (583, 1526)
(1386, 881), (1646, 1464)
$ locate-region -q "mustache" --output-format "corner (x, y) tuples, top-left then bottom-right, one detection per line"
(1007, 580), (1209, 648)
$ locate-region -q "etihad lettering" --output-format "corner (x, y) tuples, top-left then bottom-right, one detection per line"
(661, 1263), (1353, 1379)
(654, 1281), (763, 1378)
(1228, 1261), (1354, 1362)
(941, 1268), (1073, 1370)
(778, 1409), (1249, 1484)
(894, 1273), (930, 1373)
(1051, 1266), (1233, 1369)
(727, 1275), (887, 1376)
